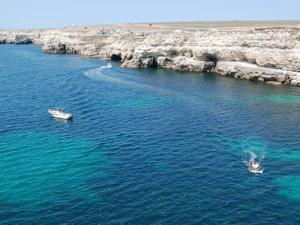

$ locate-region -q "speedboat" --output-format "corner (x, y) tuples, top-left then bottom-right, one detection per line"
(248, 160), (263, 174)
(107, 63), (113, 68)
(48, 108), (73, 120)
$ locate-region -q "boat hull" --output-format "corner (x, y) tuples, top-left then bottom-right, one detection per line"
(249, 168), (263, 174)
(48, 109), (73, 120)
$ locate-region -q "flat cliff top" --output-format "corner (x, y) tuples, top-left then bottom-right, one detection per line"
(2, 20), (300, 32)
(122, 20), (300, 30)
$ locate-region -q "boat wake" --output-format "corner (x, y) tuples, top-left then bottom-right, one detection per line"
(83, 66), (173, 95)
(101, 63), (112, 69)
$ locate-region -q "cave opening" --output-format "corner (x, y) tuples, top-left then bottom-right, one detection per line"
(203, 53), (218, 65)
(111, 54), (122, 61)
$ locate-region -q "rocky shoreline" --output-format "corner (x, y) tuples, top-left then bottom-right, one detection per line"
(1, 22), (300, 86)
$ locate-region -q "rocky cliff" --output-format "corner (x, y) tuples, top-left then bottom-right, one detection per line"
(1, 22), (300, 86)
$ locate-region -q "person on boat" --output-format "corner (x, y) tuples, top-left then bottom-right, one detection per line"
(249, 159), (260, 170)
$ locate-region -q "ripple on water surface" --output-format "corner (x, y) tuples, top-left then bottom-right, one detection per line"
(275, 176), (300, 203)
(253, 93), (300, 105)
(1, 45), (300, 224)
(0, 131), (110, 207)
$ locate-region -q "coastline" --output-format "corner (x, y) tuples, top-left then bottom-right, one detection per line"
(1, 21), (300, 87)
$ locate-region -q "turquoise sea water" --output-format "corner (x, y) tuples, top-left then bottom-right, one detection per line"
(1, 45), (300, 224)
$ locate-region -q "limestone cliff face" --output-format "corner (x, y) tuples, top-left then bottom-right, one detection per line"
(1, 22), (300, 86)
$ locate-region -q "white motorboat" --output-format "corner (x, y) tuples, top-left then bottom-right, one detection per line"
(248, 160), (263, 174)
(48, 108), (73, 120)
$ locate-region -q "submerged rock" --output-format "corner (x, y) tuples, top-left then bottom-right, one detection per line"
(266, 81), (282, 86)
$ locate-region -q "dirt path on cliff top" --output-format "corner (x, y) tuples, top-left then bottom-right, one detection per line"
(116, 21), (300, 31)
(91, 21), (300, 34)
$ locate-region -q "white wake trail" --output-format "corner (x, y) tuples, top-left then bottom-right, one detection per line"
(83, 66), (174, 95)
(242, 149), (265, 166)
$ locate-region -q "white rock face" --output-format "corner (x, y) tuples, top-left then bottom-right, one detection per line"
(1, 22), (300, 86)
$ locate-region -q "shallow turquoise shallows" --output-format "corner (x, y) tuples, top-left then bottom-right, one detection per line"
(1, 45), (300, 224)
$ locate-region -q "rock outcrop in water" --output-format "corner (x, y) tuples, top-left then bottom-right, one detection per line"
(1, 22), (300, 86)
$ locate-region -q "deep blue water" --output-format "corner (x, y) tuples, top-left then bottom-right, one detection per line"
(1, 45), (300, 224)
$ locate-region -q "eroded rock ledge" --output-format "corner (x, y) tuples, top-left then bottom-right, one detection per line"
(1, 22), (300, 86)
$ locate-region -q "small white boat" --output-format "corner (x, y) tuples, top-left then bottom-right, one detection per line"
(107, 63), (113, 68)
(48, 108), (73, 120)
(248, 160), (263, 174)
